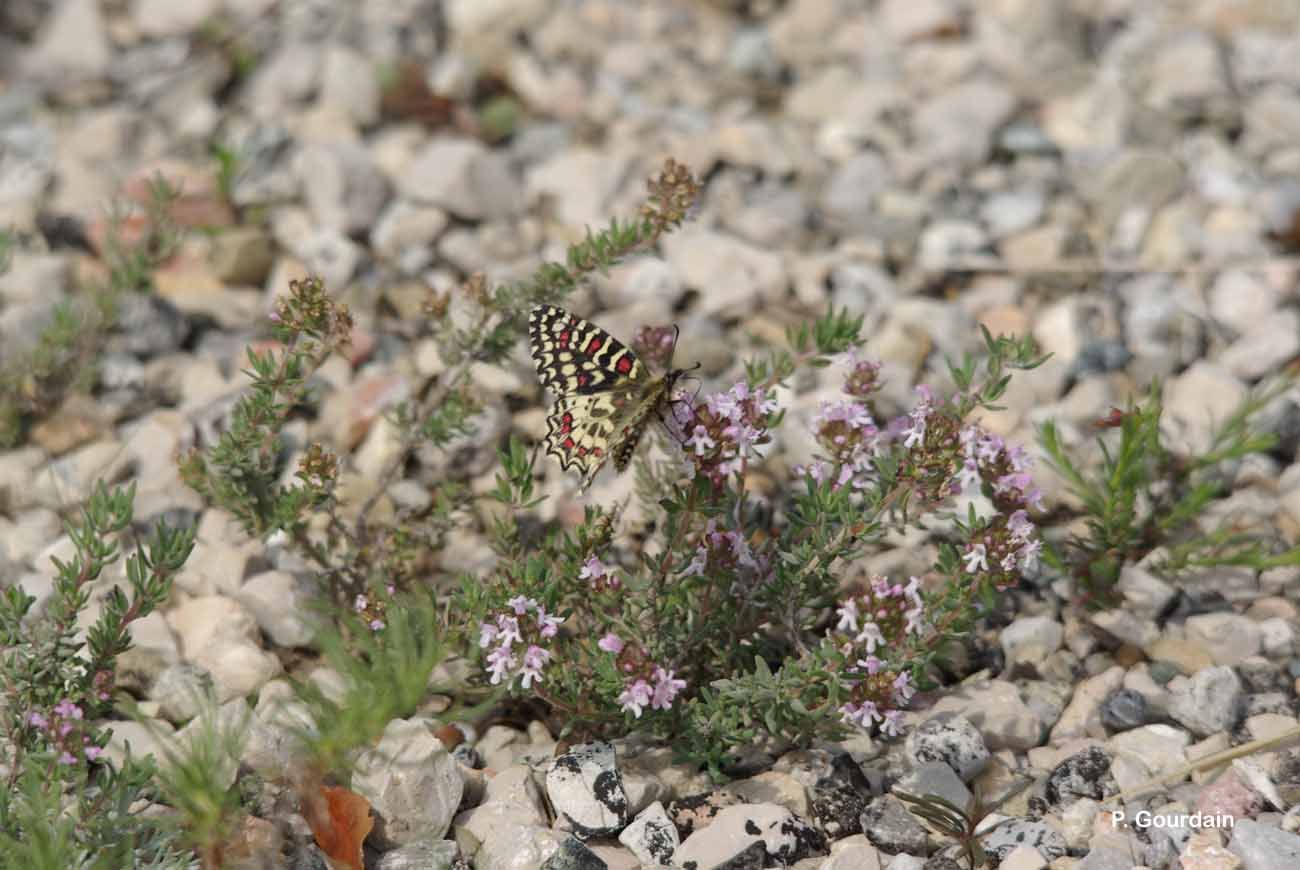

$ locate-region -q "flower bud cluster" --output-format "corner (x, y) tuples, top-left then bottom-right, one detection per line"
(26, 699), (104, 766)
(842, 355), (882, 398)
(354, 582), (397, 632)
(633, 325), (678, 369)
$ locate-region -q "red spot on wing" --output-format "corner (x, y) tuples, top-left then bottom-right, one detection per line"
(577, 446), (588, 457)
(593, 447), (603, 457)
(563, 437), (575, 450)
(586, 337), (603, 353)
(578, 373), (591, 386)
(616, 356), (633, 374)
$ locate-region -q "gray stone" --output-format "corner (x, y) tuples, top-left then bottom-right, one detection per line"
(660, 226), (787, 317)
(923, 680), (1044, 751)
(1045, 746), (1116, 806)
(674, 802), (825, 866)
(981, 189), (1046, 237)
(913, 79), (1019, 167)
(904, 716), (990, 783)
(294, 142), (390, 236)
(893, 762), (971, 813)
(354, 717), (463, 848)
(1117, 564), (1178, 619)
(1001, 616), (1065, 672)
(131, 0), (218, 38)
(151, 662), (215, 724)
(1186, 613), (1264, 667)
(400, 138), (523, 220)
(546, 741), (628, 837)
(374, 840), (459, 870)
(1076, 846), (1136, 870)
(1168, 666), (1244, 738)
(1099, 689), (1148, 733)
(821, 151), (892, 231)
(982, 819), (1067, 864)
(1228, 819), (1300, 870)
(236, 570), (321, 649)
(1222, 311), (1300, 381)
(24, 0), (112, 82)
(860, 795), (929, 855)
(619, 801), (679, 866)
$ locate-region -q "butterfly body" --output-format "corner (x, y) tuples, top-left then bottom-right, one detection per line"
(529, 305), (686, 490)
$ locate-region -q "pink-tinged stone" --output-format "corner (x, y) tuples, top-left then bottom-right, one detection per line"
(1195, 770), (1264, 824)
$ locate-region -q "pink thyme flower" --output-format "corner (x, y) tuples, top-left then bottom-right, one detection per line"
(619, 679), (654, 718)
(841, 699), (882, 729)
(579, 556), (607, 583)
(651, 667), (687, 710)
(880, 709), (905, 737)
(520, 645), (551, 688)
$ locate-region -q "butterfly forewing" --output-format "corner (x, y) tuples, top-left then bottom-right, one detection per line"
(529, 304), (645, 395)
(529, 305), (675, 489)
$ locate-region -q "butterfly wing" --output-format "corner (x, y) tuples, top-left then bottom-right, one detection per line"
(529, 304), (646, 396)
(543, 392), (627, 489)
(531, 305), (673, 488)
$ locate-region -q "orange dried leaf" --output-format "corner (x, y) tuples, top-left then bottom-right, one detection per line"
(303, 784), (373, 870)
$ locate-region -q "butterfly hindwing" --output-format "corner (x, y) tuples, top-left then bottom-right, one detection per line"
(528, 304), (645, 396)
(543, 393), (623, 488)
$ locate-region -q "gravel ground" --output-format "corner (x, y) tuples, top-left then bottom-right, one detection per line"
(3, 1), (1300, 868)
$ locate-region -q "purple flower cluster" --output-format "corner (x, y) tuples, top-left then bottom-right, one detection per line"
(479, 596), (563, 689)
(803, 399), (881, 489)
(681, 518), (769, 581)
(955, 425), (1044, 589)
(840, 655), (912, 737)
(597, 632), (688, 718)
(353, 582), (397, 632)
(27, 699), (103, 765)
(667, 381), (778, 486)
(834, 575), (925, 652)
(957, 425), (1045, 514)
(963, 507), (1043, 590)
(832, 576), (925, 735)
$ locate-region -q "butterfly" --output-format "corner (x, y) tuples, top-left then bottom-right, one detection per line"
(528, 304), (692, 490)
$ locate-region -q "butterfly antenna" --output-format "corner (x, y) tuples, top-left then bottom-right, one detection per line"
(666, 323), (681, 370)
